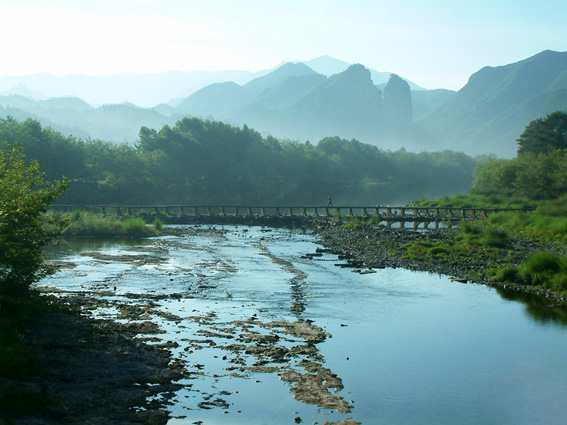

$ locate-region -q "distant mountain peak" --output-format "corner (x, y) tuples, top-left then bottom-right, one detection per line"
(300, 56), (351, 76)
(1, 83), (46, 99)
(261, 61), (317, 78)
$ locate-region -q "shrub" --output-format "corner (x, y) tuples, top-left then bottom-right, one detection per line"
(523, 251), (563, 274)
(481, 228), (510, 248)
(495, 265), (519, 283)
(427, 245), (450, 259)
(153, 217), (164, 232)
(120, 217), (149, 236)
(461, 221), (483, 235)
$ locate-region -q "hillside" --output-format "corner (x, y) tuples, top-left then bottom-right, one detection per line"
(1, 51), (566, 156)
(420, 50), (567, 157)
(0, 96), (175, 143)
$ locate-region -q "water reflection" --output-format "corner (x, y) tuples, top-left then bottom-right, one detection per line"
(496, 286), (567, 325)
(39, 226), (567, 425)
(44, 237), (149, 257)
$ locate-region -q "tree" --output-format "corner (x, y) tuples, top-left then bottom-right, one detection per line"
(0, 143), (68, 297)
(517, 111), (567, 155)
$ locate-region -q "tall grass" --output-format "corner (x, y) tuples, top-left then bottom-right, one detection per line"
(45, 211), (161, 238)
(487, 209), (567, 243)
(413, 193), (538, 209)
(458, 221), (510, 248)
(496, 251), (567, 293)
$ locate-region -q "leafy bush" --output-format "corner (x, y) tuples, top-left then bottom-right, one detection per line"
(0, 144), (67, 297)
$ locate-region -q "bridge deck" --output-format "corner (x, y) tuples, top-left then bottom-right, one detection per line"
(51, 204), (532, 222)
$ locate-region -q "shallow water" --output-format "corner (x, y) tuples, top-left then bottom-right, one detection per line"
(40, 225), (567, 425)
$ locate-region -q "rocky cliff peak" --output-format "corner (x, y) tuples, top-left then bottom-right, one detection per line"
(383, 74), (413, 140)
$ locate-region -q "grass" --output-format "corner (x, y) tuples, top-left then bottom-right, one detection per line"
(409, 195), (567, 294)
(487, 199), (567, 243)
(413, 193), (538, 209)
(495, 251), (567, 293)
(45, 210), (164, 238)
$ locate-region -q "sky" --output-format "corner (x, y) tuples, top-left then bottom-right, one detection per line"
(1, 0), (566, 90)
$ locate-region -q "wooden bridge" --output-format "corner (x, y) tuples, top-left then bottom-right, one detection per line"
(50, 204), (533, 229)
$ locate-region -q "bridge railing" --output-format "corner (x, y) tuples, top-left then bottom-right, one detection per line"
(49, 204), (534, 219)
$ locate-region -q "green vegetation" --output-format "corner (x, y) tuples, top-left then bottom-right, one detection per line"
(496, 252), (567, 293)
(0, 116), (478, 206)
(45, 210), (163, 238)
(0, 143), (68, 297)
(402, 112), (567, 296)
(0, 144), (67, 417)
(401, 222), (512, 268)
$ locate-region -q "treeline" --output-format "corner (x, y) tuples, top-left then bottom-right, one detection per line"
(0, 116), (478, 206)
(471, 111), (567, 201)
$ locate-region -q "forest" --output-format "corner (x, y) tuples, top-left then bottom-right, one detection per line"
(0, 116), (478, 206)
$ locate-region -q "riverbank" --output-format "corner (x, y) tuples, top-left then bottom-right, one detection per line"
(311, 219), (567, 306)
(0, 294), (185, 425)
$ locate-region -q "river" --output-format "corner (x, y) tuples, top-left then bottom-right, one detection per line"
(39, 225), (567, 425)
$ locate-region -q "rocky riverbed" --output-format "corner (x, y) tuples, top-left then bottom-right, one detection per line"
(311, 219), (567, 305)
(1, 295), (186, 425)
(5, 220), (566, 424)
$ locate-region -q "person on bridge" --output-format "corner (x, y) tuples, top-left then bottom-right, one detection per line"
(327, 195), (333, 207)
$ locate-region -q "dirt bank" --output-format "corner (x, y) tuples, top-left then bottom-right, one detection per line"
(1, 295), (185, 425)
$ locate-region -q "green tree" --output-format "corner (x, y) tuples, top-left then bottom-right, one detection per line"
(517, 111), (567, 155)
(0, 143), (68, 297)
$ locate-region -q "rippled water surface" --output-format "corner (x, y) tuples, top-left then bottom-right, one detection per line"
(40, 225), (567, 425)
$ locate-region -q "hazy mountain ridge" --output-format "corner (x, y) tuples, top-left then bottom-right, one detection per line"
(198, 64), (387, 145)
(420, 50), (567, 157)
(0, 70), (258, 107)
(1, 51), (566, 156)
(0, 96), (176, 142)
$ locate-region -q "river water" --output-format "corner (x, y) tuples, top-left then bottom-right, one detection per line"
(39, 225), (567, 425)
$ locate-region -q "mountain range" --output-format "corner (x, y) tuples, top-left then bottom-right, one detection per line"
(0, 51), (566, 157)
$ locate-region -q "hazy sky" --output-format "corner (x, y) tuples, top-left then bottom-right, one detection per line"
(1, 0), (566, 90)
